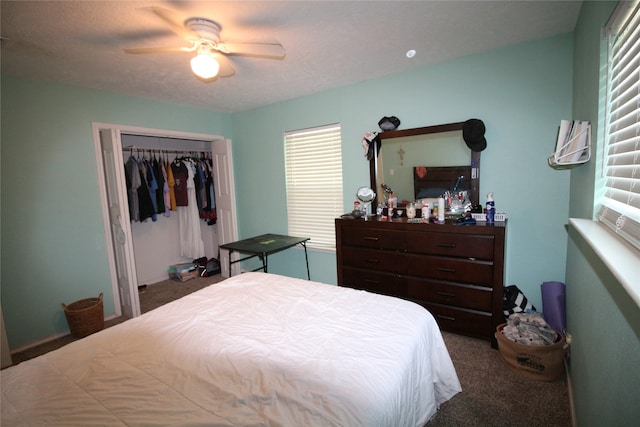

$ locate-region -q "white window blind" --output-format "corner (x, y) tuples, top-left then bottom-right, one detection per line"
(285, 124), (343, 250)
(599, 0), (640, 250)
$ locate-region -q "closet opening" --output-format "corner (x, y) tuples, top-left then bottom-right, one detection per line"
(122, 134), (219, 288)
(93, 123), (238, 321)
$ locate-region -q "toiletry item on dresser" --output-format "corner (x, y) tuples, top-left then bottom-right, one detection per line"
(486, 192), (495, 223)
(437, 197), (445, 222)
(422, 202), (430, 219)
(406, 202), (416, 219)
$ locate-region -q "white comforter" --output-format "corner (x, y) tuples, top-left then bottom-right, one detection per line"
(2, 272), (460, 426)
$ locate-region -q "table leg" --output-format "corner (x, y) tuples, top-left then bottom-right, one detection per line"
(302, 242), (310, 280)
(260, 254), (267, 273)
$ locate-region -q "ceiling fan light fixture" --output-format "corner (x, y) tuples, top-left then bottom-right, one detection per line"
(191, 49), (220, 79)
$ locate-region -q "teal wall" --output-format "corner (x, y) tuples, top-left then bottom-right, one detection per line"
(2, 35), (574, 350)
(233, 33), (574, 298)
(567, 2), (640, 425)
(1, 77), (232, 347)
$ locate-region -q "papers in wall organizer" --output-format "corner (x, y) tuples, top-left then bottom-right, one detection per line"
(548, 120), (591, 168)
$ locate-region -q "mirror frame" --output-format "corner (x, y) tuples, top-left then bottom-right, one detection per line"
(369, 121), (481, 207)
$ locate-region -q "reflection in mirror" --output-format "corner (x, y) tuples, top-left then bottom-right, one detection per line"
(414, 165), (470, 198)
(370, 122), (480, 212)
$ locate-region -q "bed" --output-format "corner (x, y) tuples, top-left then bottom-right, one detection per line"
(1, 272), (461, 426)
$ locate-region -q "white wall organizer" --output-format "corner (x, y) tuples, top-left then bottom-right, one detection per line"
(548, 120), (591, 168)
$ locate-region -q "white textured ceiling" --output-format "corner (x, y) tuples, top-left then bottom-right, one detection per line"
(1, 1), (582, 113)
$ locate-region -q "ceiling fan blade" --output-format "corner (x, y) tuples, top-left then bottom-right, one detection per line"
(123, 45), (196, 54)
(213, 54), (235, 78)
(151, 6), (200, 42)
(217, 41), (285, 59)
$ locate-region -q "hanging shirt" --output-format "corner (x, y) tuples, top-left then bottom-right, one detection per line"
(171, 159), (189, 207)
(145, 160), (158, 222)
(161, 160), (171, 217)
(137, 161), (156, 222)
(166, 159), (177, 211)
(124, 156), (141, 222)
(153, 158), (166, 215)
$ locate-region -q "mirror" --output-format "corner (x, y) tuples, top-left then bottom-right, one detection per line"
(356, 186), (376, 217)
(369, 122), (480, 212)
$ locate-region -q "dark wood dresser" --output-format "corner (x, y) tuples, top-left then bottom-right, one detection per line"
(335, 218), (506, 347)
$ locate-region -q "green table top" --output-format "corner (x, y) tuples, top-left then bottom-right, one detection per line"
(219, 233), (309, 255)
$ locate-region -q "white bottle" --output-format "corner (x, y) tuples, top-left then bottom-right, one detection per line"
(406, 202), (416, 219)
(422, 203), (430, 219)
(437, 197), (445, 222)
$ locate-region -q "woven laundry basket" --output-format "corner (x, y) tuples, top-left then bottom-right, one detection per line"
(496, 323), (566, 381)
(62, 293), (104, 338)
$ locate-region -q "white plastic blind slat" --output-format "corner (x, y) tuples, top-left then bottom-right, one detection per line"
(285, 124), (343, 250)
(599, 1), (640, 250)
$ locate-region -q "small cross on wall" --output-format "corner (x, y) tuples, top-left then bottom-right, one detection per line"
(397, 147), (405, 166)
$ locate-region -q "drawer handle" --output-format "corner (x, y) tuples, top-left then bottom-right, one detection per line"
(437, 267), (456, 274)
(364, 279), (381, 284)
(436, 291), (456, 298)
(364, 258), (380, 264)
(437, 314), (456, 322)
(363, 236), (379, 241)
(437, 243), (456, 248)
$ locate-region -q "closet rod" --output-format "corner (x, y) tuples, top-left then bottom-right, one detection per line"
(122, 146), (209, 154)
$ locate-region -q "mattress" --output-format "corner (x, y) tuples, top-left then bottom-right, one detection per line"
(1, 272), (461, 426)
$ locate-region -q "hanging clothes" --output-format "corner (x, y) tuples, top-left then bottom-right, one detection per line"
(124, 150), (216, 228)
(137, 158), (156, 223)
(200, 159), (217, 225)
(144, 160), (159, 222)
(177, 159), (205, 258)
(171, 159), (189, 207)
(161, 159), (171, 217)
(124, 155), (141, 222)
(152, 157), (166, 216)
(166, 158), (177, 211)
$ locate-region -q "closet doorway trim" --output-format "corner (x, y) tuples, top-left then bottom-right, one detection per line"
(92, 122), (238, 320)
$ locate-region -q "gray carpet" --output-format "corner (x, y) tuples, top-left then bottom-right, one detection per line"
(138, 274), (224, 313)
(9, 275), (570, 426)
(426, 332), (570, 426)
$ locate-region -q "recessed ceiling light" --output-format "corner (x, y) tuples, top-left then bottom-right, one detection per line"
(406, 49), (416, 58)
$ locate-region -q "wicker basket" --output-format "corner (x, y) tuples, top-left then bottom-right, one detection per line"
(62, 293), (104, 338)
(496, 323), (566, 381)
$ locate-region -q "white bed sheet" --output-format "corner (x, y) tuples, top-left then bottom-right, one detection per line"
(2, 272), (460, 426)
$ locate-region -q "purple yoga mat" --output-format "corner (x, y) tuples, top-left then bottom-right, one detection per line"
(541, 281), (566, 332)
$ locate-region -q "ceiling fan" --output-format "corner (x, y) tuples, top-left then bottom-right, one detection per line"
(124, 7), (285, 80)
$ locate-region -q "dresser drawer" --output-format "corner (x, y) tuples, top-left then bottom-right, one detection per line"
(423, 303), (493, 338)
(407, 232), (494, 260)
(407, 255), (493, 284)
(342, 246), (407, 274)
(407, 278), (492, 311)
(341, 227), (406, 251)
(342, 267), (407, 298)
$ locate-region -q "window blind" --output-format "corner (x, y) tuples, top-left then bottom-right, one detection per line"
(285, 124), (343, 250)
(599, 1), (640, 250)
